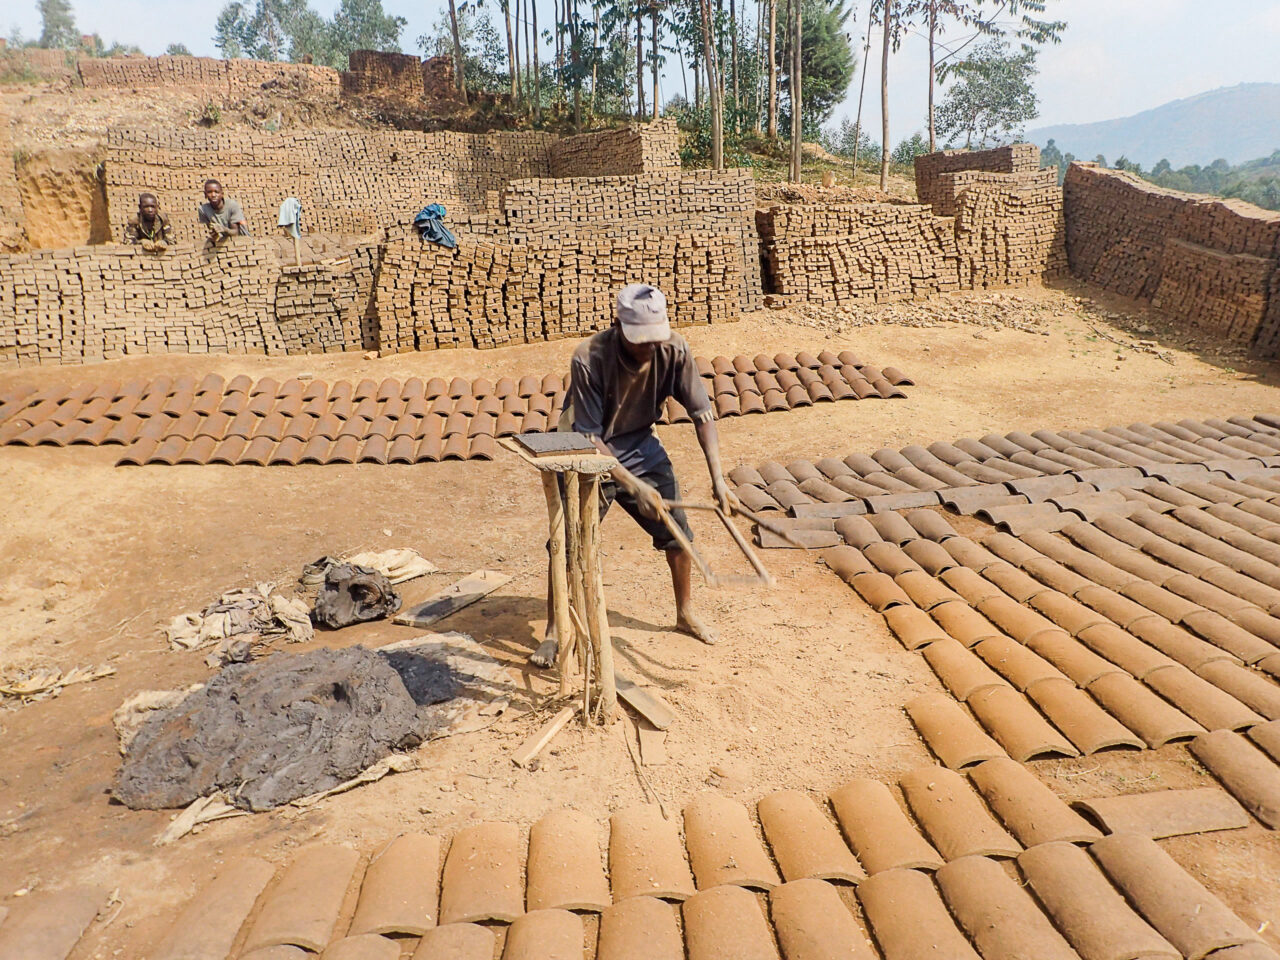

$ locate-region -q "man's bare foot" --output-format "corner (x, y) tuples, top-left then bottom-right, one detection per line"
(676, 610), (718, 645)
(529, 636), (559, 668)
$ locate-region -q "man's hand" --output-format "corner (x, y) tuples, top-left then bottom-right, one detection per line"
(140, 239), (156, 252)
(712, 475), (740, 515)
(631, 480), (664, 521)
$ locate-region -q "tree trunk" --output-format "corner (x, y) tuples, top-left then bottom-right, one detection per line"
(447, 0), (467, 102)
(651, 9), (660, 118)
(504, 1), (518, 101)
(679, 36), (688, 102)
(572, 0), (582, 130)
(637, 3), (645, 119)
(555, 0), (564, 113)
(730, 0), (739, 110)
(513, 0), (522, 103)
(927, 0), (936, 151)
(533, 0), (541, 118)
(698, 0), (723, 169)
(851, 18), (871, 178)
(752, 0), (763, 131)
(766, 0), (776, 139)
(523, 0), (534, 109)
(788, 0), (801, 180)
(591, 5), (599, 116)
(879, 0), (891, 191)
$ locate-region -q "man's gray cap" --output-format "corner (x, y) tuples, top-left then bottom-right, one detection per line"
(616, 283), (672, 344)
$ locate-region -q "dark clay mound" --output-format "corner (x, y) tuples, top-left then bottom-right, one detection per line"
(114, 646), (429, 812)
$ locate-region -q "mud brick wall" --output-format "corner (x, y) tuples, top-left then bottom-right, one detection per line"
(374, 232), (741, 352)
(547, 120), (682, 178)
(953, 177), (1067, 287)
(931, 167), (1057, 217)
(759, 181), (1065, 304)
(1064, 163), (1280, 351)
(341, 50), (424, 100)
(77, 56), (340, 100)
(421, 55), (460, 106)
(0, 239), (376, 366)
(0, 47), (76, 80)
(914, 144), (1040, 214)
(105, 126), (555, 245)
(502, 168), (760, 303)
(758, 204), (966, 303)
(0, 103), (25, 253)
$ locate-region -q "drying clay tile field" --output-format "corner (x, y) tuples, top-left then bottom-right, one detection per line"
(3, 51), (1280, 960)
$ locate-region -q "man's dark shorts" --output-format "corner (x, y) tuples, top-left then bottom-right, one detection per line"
(598, 446), (694, 552)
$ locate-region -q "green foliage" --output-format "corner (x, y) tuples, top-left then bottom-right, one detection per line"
(936, 39), (1037, 148)
(212, 0), (404, 69)
(820, 116), (881, 165)
(198, 100), (223, 125)
(38, 0), (78, 49)
(166, 43), (194, 56)
(82, 34), (144, 57)
(674, 100), (754, 168)
(778, 0), (858, 138)
(891, 131), (928, 164)
(418, 5), (508, 94)
(1122, 150), (1280, 212)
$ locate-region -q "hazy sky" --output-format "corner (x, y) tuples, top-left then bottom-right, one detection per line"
(7, 0), (1280, 144)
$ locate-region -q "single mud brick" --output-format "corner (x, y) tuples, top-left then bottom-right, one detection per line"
(757, 790), (865, 883)
(348, 833), (440, 936)
(596, 897), (683, 960)
(883, 604), (949, 650)
(828, 779), (943, 874)
(899, 766), (1021, 860)
(770, 879), (877, 960)
(526, 809), (610, 912)
(151, 856), (276, 960)
(856, 868), (980, 960)
(682, 885), (780, 960)
(1090, 671), (1209, 747)
(1074, 787), (1250, 839)
(1018, 841), (1179, 960)
(975, 635), (1069, 690)
(1076, 622), (1175, 679)
(321, 935), (400, 960)
(968, 756), (1100, 846)
(1251, 719), (1280, 762)
(684, 793), (781, 890)
(241, 845), (359, 953)
(501, 909), (583, 960)
(967, 684), (1080, 760)
(411, 922), (495, 960)
(1144, 664), (1263, 730)
(936, 854), (1079, 960)
(1092, 832), (1264, 959)
(906, 692), (1006, 769)
(936, 568), (1003, 604)
(922, 638), (1006, 700)
(1190, 730), (1280, 828)
(608, 804), (696, 901)
(438, 822), (523, 924)
(0, 885), (108, 960)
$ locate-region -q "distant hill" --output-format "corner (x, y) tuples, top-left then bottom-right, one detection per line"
(1026, 83), (1280, 168)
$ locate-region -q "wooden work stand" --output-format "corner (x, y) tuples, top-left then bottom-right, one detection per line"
(500, 436), (619, 723)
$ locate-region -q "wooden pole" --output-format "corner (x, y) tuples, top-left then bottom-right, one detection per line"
(541, 472), (576, 697)
(563, 471), (591, 718)
(579, 474), (618, 722)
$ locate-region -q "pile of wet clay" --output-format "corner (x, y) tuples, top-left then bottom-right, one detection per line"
(114, 645), (461, 812)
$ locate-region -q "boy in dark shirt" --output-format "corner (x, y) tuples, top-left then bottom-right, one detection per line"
(125, 193), (174, 251)
(530, 284), (737, 667)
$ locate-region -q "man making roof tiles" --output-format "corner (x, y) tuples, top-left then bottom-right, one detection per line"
(530, 283), (736, 667)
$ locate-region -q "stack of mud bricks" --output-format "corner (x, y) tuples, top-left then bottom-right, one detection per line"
(547, 119), (682, 177)
(341, 50), (463, 109)
(1064, 163), (1280, 353)
(0, 239), (376, 367)
(948, 168), (1068, 286)
(759, 203), (967, 304)
(0, 102), (25, 253)
(0, 47), (75, 81)
(104, 126), (555, 245)
(914, 143), (1040, 213)
(373, 167), (758, 352)
(76, 55), (339, 100)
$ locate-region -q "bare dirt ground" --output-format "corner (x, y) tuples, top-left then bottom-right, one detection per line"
(1, 280), (1279, 956)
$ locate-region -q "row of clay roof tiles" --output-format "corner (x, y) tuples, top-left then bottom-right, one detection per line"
(10, 766), (1276, 959)
(0, 348), (913, 465)
(730, 415), (1280, 517)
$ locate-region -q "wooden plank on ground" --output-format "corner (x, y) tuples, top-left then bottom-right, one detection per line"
(615, 672), (676, 730)
(512, 706), (578, 767)
(393, 570), (512, 628)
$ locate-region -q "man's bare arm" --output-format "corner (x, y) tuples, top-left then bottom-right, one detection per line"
(694, 417), (738, 512)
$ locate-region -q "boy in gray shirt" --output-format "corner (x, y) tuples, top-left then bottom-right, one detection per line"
(198, 179), (249, 241)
